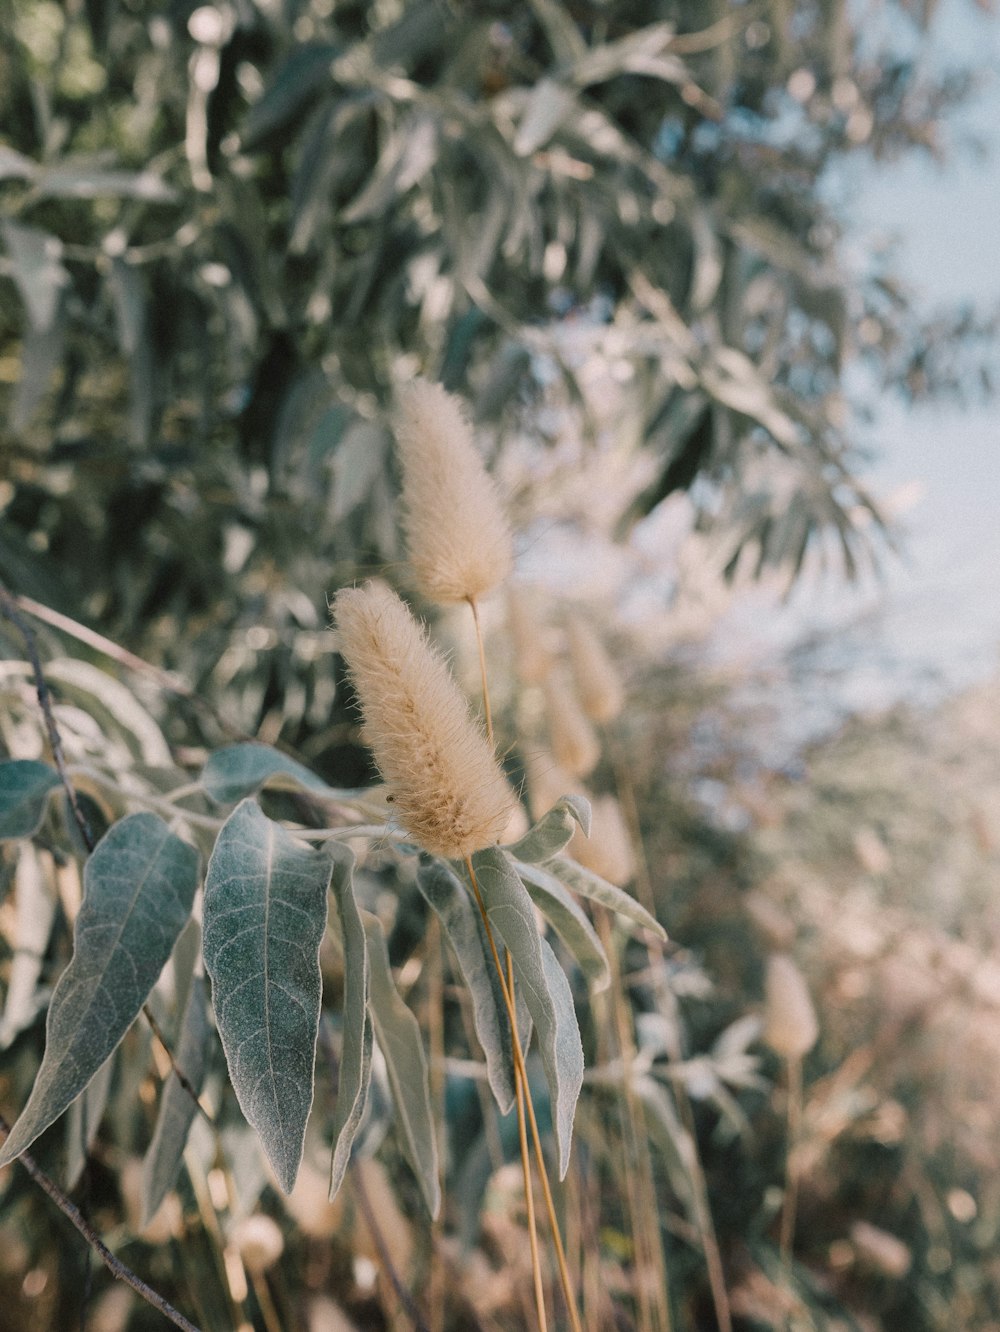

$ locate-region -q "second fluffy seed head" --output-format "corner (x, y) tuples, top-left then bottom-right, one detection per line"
(333, 581), (515, 860)
(395, 379), (513, 605)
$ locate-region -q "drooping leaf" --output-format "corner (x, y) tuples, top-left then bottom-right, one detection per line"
(327, 844), (373, 1200)
(65, 1052), (116, 1190)
(34, 163), (177, 203)
(513, 859), (609, 991)
(362, 912), (440, 1218)
(203, 799), (330, 1193)
(201, 742), (363, 805)
(469, 848), (584, 1178)
(0, 813), (199, 1167)
(141, 969), (211, 1223)
(417, 858), (526, 1115)
(0, 844), (57, 1048)
(0, 760), (61, 840)
(2, 222), (70, 331)
(504, 794), (591, 864)
(548, 856), (666, 939)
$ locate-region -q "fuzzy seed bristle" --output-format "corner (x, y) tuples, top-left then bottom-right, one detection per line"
(395, 380), (512, 605)
(333, 582), (515, 859)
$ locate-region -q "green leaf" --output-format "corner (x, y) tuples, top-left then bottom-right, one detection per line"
(504, 794), (591, 863)
(203, 799), (330, 1193)
(418, 859), (524, 1115)
(327, 844), (373, 1200)
(34, 163), (177, 203)
(201, 742), (362, 805)
(1, 222), (70, 331)
(0, 813), (199, 1168)
(469, 848), (584, 1178)
(141, 971), (210, 1224)
(513, 860), (609, 991)
(0, 760), (61, 840)
(548, 856), (666, 939)
(65, 1052), (115, 1190)
(362, 912), (440, 1217)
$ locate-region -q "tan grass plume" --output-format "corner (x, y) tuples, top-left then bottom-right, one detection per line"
(507, 583), (552, 686)
(570, 793), (635, 886)
(543, 672), (601, 778)
(763, 954), (819, 1059)
(333, 581), (515, 859)
(396, 379), (512, 605)
(565, 611), (624, 724)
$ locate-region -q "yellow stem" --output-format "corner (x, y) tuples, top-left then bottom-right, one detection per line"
(780, 1055), (803, 1261)
(464, 857), (584, 1332)
(510, 950), (548, 1331)
(467, 596), (494, 748)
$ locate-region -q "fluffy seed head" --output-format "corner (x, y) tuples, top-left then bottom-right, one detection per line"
(763, 954), (819, 1059)
(333, 582), (515, 859)
(565, 611), (624, 723)
(395, 380), (512, 605)
(570, 794), (634, 886)
(507, 583), (552, 685)
(232, 1214), (285, 1275)
(543, 672), (601, 778)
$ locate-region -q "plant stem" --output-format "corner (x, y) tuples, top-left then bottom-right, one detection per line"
(467, 597), (494, 748)
(510, 950), (548, 1331)
(0, 1114), (202, 1332)
(464, 857), (584, 1332)
(780, 1055), (803, 1261)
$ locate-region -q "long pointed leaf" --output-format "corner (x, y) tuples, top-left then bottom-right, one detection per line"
(504, 795), (591, 864)
(362, 912), (440, 1218)
(203, 799), (330, 1193)
(513, 859), (609, 991)
(469, 848), (584, 1178)
(201, 742), (365, 805)
(65, 1052), (115, 1190)
(0, 760), (61, 840)
(0, 813), (199, 1167)
(418, 858), (527, 1115)
(549, 856), (666, 939)
(327, 844), (373, 1199)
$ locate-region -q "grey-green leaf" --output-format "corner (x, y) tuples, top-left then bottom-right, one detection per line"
(548, 856), (666, 939)
(418, 858), (525, 1115)
(470, 848), (584, 1178)
(363, 912), (440, 1218)
(513, 859), (609, 991)
(0, 760), (61, 840)
(203, 799), (331, 1193)
(0, 813), (199, 1168)
(504, 794), (591, 864)
(327, 844), (372, 1200)
(141, 971), (210, 1223)
(201, 742), (362, 805)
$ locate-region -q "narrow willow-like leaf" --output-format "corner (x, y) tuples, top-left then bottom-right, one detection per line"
(0, 760), (61, 840)
(327, 844), (373, 1200)
(203, 799), (331, 1193)
(513, 859), (610, 991)
(201, 742), (364, 805)
(141, 972), (210, 1223)
(504, 794), (591, 864)
(549, 856), (666, 939)
(0, 813), (199, 1167)
(469, 847), (584, 1178)
(362, 912), (440, 1218)
(65, 1052), (115, 1190)
(418, 858), (523, 1114)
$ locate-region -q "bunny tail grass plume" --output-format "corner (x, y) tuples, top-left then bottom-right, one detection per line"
(763, 954), (819, 1059)
(507, 583), (552, 685)
(570, 794), (635, 886)
(396, 379), (512, 605)
(543, 672), (601, 778)
(565, 611), (624, 723)
(333, 582), (515, 859)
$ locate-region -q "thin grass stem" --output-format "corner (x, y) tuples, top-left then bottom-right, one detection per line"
(780, 1054), (803, 1261)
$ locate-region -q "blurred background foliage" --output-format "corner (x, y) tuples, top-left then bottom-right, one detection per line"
(2, 0), (1000, 1329)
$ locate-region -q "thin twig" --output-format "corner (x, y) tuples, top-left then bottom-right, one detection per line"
(0, 1114), (202, 1332)
(350, 1161), (432, 1332)
(0, 582), (96, 853)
